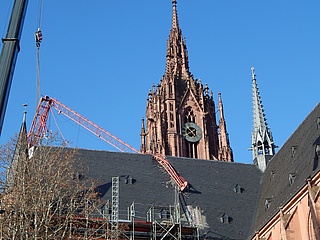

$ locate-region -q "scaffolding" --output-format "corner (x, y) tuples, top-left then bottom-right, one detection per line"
(111, 177), (120, 239)
(67, 181), (199, 239)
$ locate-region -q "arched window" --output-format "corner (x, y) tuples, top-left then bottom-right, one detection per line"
(184, 107), (195, 123)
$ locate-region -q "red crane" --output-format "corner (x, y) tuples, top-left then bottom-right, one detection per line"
(28, 96), (188, 191)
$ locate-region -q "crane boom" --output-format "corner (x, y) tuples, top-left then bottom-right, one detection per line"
(0, 0), (29, 135)
(51, 97), (139, 154)
(28, 96), (188, 191)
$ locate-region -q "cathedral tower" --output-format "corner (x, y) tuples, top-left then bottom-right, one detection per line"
(140, 0), (233, 161)
(250, 67), (276, 171)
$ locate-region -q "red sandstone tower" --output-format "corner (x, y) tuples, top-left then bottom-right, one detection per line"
(140, 0), (233, 161)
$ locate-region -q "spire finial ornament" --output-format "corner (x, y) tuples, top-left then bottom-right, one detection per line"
(172, 0), (179, 29)
(22, 103), (28, 123)
(251, 66), (256, 80)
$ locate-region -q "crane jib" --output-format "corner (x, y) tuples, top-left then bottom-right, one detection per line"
(28, 96), (188, 191)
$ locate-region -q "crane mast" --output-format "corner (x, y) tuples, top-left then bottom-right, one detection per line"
(0, 0), (29, 135)
(28, 96), (188, 191)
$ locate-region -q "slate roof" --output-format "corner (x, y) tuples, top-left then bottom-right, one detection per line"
(75, 149), (262, 239)
(17, 99), (319, 239)
(252, 102), (320, 233)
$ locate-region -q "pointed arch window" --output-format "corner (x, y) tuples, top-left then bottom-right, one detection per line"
(170, 113), (174, 121)
(169, 103), (174, 111)
(257, 141), (263, 155)
(169, 83), (173, 96)
(264, 140), (270, 155)
(185, 107), (196, 123)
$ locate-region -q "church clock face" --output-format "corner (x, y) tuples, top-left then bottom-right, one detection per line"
(182, 122), (202, 142)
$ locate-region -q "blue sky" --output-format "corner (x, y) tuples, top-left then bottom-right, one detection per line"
(0, 0), (319, 164)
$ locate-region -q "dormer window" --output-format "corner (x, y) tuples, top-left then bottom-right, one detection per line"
(291, 146), (298, 158)
(159, 209), (170, 219)
(289, 173), (296, 186)
(316, 145), (320, 159)
(220, 213), (230, 224)
(265, 199), (271, 211)
(234, 184), (243, 193)
(270, 171), (275, 181)
(124, 175), (135, 185)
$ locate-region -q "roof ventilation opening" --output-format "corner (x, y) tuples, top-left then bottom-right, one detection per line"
(289, 173), (296, 186)
(317, 117), (320, 129)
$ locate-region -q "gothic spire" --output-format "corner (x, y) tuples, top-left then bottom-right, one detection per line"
(165, 0), (190, 78)
(251, 67), (276, 171)
(218, 92), (233, 162)
(6, 105), (28, 189)
(251, 67), (267, 131)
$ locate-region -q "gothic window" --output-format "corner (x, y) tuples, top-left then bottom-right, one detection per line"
(264, 141), (270, 155)
(257, 141), (263, 155)
(317, 117), (320, 129)
(169, 103), (174, 111)
(169, 84), (173, 96)
(185, 108), (195, 123)
(170, 113), (174, 121)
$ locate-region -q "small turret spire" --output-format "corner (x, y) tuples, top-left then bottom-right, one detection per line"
(217, 92), (233, 162)
(250, 67), (276, 171)
(140, 117), (146, 153)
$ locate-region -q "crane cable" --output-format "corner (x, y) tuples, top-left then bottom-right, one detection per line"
(35, 0), (44, 105)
